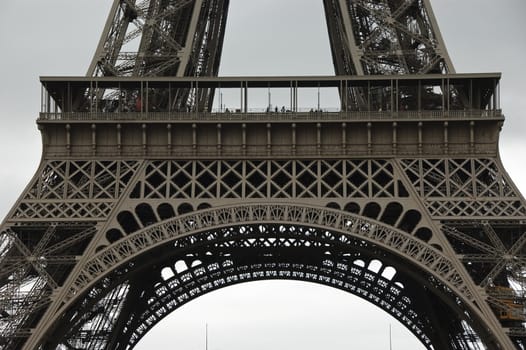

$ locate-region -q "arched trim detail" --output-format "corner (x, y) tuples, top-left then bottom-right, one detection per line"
(67, 203), (473, 308)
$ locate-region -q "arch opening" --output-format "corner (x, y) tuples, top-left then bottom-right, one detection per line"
(135, 280), (427, 350)
(46, 212), (492, 350)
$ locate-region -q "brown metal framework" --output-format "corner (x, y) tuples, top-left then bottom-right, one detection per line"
(0, 1), (525, 350)
(86, 0), (453, 111)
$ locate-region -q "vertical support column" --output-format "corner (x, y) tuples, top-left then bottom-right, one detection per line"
(266, 123), (272, 156)
(493, 78), (497, 113)
(140, 81), (144, 113)
(267, 86), (271, 112)
(446, 78), (450, 112)
(167, 124), (172, 155)
(469, 79), (473, 111)
(145, 81), (149, 116)
(417, 80), (422, 113)
(496, 80), (500, 112)
(395, 79), (399, 113)
(67, 82), (72, 113)
(443, 121), (449, 155)
(65, 124), (71, 152)
(192, 123), (197, 154)
(142, 124), (147, 155)
(417, 122), (423, 155)
(291, 123), (296, 155)
(340, 80), (344, 112)
(390, 80), (394, 114)
(244, 82), (248, 113)
(91, 124), (97, 154)
(168, 83), (172, 113)
(290, 82), (293, 112)
(441, 78), (445, 115)
(470, 121), (475, 153)
(341, 122), (346, 155)
(317, 123), (322, 156)
(317, 85), (321, 111)
(294, 82), (298, 112)
(367, 122), (372, 155)
(116, 124), (122, 153)
(367, 80), (371, 115)
(89, 80), (93, 113)
(95, 81), (99, 113)
(242, 123), (247, 156)
(195, 80), (200, 114)
(392, 122), (397, 155)
(47, 85), (52, 114)
(240, 82), (244, 113)
(217, 123), (222, 156)
(41, 82), (45, 113)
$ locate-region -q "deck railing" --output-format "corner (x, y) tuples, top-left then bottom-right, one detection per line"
(38, 109), (503, 122)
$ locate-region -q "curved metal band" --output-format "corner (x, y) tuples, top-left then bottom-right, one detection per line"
(67, 203), (473, 306)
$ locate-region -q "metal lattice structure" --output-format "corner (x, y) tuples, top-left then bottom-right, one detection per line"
(1, 1), (525, 349)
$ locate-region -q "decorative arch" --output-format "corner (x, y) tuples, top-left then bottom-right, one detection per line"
(44, 203), (496, 349)
(74, 204), (471, 300)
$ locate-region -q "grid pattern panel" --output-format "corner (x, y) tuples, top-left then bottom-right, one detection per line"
(12, 161), (140, 220)
(400, 158), (526, 218)
(133, 159), (408, 200)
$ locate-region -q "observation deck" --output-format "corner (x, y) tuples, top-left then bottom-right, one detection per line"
(38, 74), (503, 159)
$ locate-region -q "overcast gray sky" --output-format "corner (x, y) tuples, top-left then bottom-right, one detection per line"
(1, 1), (525, 349)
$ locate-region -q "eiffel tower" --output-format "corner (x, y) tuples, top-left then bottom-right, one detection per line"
(1, 0), (525, 349)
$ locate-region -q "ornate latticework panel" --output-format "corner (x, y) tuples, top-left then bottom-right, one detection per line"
(400, 157), (526, 343)
(131, 159), (409, 200)
(97, 158), (438, 251)
(400, 158), (526, 219)
(9, 160), (140, 221)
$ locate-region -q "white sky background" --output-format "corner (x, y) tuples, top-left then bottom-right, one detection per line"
(0, 0), (525, 349)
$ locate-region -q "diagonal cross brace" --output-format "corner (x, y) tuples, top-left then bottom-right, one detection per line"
(7, 228), (59, 290)
(481, 229), (526, 287)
